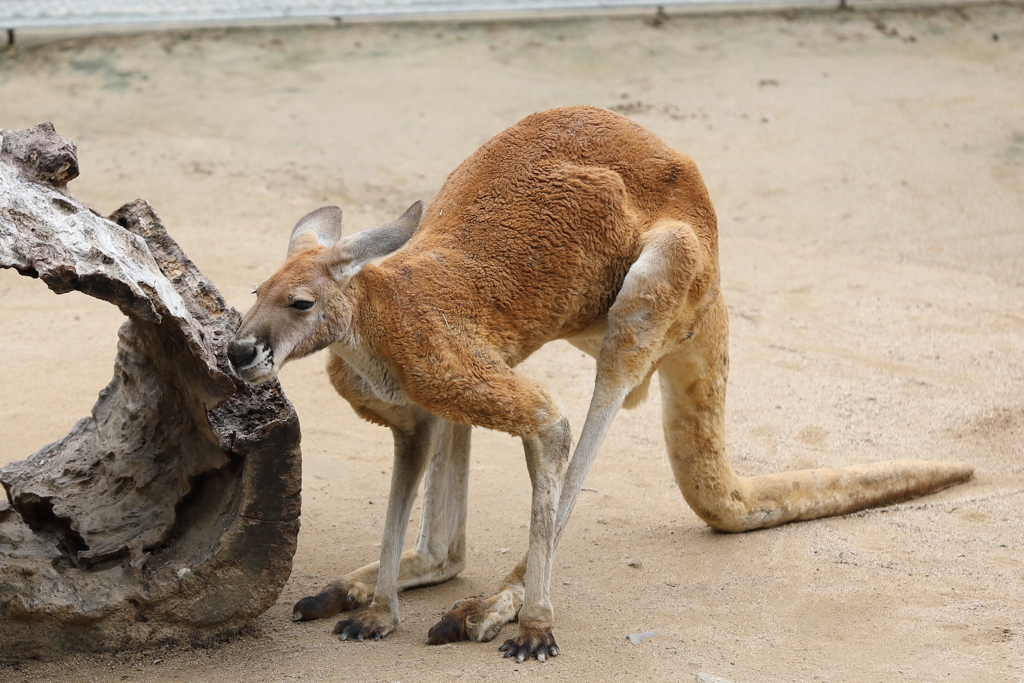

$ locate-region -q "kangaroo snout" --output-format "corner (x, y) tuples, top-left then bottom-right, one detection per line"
(228, 336), (276, 384)
(228, 338), (258, 370)
(226, 331), (278, 382)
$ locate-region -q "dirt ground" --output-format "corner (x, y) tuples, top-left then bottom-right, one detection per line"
(1, 4), (1022, 682)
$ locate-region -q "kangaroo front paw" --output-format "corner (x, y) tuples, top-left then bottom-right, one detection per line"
(426, 590), (520, 645)
(334, 607), (398, 641)
(293, 580), (371, 622)
(498, 625), (558, 663)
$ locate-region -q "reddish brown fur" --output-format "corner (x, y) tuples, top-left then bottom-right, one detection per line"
(349, 108), (716, 434)
(231, 106), (974, 662)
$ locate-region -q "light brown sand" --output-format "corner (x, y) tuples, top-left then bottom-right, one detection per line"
(1, 5), (1022, 681)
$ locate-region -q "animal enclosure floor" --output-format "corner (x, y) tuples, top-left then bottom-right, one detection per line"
(1, 4), (1022, 682)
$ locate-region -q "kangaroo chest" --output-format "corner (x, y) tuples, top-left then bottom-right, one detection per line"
(328, 341), (411, 407)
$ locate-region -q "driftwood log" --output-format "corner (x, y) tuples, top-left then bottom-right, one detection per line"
(0, 123), (302, 661)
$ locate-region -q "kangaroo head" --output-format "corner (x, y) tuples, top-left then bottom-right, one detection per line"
(228, 201), (424, 383)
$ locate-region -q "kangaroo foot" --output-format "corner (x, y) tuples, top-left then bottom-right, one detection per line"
(333, 605), (398, 641)
(498, 624), (558, 663)
(293, 579), (372, 622)
(426, 587), (522, 645)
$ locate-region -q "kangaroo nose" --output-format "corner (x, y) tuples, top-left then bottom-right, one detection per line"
(228, 339), (258, 370)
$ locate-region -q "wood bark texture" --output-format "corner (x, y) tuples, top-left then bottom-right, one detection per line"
(0, 123), (302, 661)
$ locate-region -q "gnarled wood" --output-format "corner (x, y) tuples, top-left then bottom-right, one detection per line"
(0, 123), (302, 661)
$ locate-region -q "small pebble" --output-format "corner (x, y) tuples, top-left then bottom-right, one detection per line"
(627, 558), (643, 568)
(696, 674), (734, 683)
(627, 630), (657, 644)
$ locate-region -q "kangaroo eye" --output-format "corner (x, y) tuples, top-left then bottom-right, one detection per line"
(290, 300), (314, 311)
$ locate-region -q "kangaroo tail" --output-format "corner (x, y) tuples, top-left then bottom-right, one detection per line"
(689, 459), (973, 533)
(658, 323), (974, 533)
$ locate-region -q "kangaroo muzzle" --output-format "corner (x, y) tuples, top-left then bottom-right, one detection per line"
(227, 337), (274, 382)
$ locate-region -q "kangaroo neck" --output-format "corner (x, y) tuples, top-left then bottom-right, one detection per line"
(328, 265), (412, 407)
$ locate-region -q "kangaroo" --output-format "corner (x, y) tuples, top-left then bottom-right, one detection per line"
(227, 105), (974, 663)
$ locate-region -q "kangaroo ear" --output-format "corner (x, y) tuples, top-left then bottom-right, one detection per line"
(328, 201), (424, 282)
(288, 206), (344, 256)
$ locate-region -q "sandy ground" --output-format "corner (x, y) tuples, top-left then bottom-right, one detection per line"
(1, 4), (1023, 682)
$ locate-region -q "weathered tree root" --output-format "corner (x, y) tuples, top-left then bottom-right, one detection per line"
(0, 123), (301, 661)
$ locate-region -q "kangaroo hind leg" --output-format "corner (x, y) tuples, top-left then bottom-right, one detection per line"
(429, 221), (714, 657)
(423, 361), (570, 663)
(552, 220), (714, 548)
